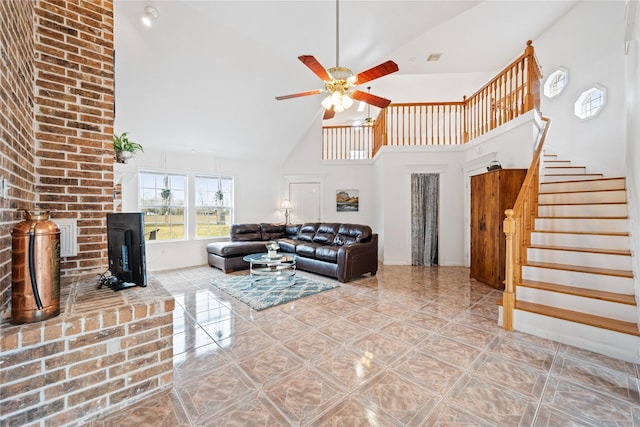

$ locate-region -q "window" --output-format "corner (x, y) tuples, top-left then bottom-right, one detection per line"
(195, 176), (233, 238)
(543, 68), (568, 98)
(574, 85), (606, 120)
(139, 171), (186, 241)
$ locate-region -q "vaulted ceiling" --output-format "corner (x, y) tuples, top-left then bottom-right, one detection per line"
(113, 0), (577, 164)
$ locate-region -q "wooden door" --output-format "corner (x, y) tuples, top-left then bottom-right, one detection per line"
(470, 171), (499, 285)
(470, 169), (527, 288)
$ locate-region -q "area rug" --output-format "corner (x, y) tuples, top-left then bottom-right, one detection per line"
(211, 274), (339, 311)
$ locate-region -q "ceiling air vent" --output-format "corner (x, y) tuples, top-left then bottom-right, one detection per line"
(427, 53), (442, 62)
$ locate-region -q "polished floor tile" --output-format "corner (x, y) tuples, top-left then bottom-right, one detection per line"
(89, 265), (640, 426)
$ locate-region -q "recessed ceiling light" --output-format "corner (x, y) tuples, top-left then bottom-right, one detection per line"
(141, 6), (158, 27)
(426, 53), (442, 62)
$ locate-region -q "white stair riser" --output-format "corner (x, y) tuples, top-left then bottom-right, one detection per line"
(542, 174), (603, 183)
(544, 167), (586, 175)
(527, 248), (632, 271)
(530, 232), (630, 251)
(540, 178), (626, 193)
(535, 218), (628, 233)
(538, 203), (628, 217)
(543, 160), (572, 167)
(507, 308), (640, 364)
(539, 190), (627, 205)
(522, 265), (635, 294)
(517, 287), (637, 323)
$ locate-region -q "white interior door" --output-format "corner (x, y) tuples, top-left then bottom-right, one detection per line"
(289, 182), (320, 223)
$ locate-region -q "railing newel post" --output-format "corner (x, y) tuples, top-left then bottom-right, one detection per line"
(503, 208), (516, 331)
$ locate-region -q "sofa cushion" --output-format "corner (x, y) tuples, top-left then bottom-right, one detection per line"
(260, 223), (285, 240)
(296, 242), (322, 258)
(297, 223), (319, 242)
(207, 241), (267, 257)
(285, 224), (301, 238)
(315, 245), (339, 262)
(313, 223), (340, 244)
(276, 238), (298, 253)
(334, 224), (372, 245)
(231, 223), (262, 242)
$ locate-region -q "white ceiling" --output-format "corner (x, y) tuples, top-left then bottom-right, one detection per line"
(113, 0), (577, 164)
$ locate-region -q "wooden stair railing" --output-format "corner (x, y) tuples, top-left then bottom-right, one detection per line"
(322, 41), (542, 160)
(502, 116), (551, 330)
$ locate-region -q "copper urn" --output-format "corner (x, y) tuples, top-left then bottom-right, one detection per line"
(11, 210), (61, 324)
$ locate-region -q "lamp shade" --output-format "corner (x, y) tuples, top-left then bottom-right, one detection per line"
(281, 199), (291, 210)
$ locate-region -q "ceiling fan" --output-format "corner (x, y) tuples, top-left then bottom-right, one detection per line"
(275, 0), (399, 120)
(348, 87), (376, 127)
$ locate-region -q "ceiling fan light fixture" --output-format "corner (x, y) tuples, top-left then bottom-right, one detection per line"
(328, 66), (353, 81)
(341, 94), (353, 109)
(331, 91), (342, 105)
(321, 95), (333, 110)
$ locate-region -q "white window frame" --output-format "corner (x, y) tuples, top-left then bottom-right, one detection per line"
(574, 84), (607, 120)
(194, 175), (234, 239)
(543, 68), (568, 98)
(138, 170), (188, 242)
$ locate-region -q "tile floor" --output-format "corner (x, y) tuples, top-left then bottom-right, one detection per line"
(90, 265), (640, 426)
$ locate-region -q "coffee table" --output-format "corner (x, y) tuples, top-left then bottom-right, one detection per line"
(243, 252), (297, 284)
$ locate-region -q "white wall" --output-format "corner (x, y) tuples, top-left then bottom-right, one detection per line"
(283, 107), (541, 267)
(535, 1), (626, 177)
(116, 149), (282, 271)
(624, 2), (640, 315)
(378, 147), (463, 266)
(282, 115), (379, 227)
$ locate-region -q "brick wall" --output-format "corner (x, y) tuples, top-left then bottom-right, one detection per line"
(0, 4), (176, 425)
(1, 0), (115, 315)
(0, 0), (37, 317)
(33, 0), (115, 277)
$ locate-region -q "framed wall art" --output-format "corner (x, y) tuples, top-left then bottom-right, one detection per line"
(336, 189), (359, 212)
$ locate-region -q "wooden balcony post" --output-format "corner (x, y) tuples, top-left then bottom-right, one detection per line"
(523, 40), (540, 113)
(462, 95), (469, 142)
(503, 208), (516, 331)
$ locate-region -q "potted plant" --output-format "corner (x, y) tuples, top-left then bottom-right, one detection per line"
(113, 132), (144, 163)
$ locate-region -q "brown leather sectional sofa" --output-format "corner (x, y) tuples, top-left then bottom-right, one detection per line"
(206, 222), (378, 282)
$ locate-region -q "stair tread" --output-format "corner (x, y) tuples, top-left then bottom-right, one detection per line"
(525, 261), (634, 278)
(532, 230), (629, 237)
(539, 189), (625, 195)
(520, 279), (636, 305)
(511, 300), (640, 337)
(544, 174), (603, 178)
(538, 202), (627, 206)
(529, 245), (631, 256)
(536, 216), (628, 219)
(540, 177), (625, 184)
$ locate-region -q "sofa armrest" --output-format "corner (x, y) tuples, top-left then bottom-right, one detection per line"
(336, 234), (378, 282)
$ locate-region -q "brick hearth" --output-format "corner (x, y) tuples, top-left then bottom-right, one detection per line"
(0, 275), (174, 426)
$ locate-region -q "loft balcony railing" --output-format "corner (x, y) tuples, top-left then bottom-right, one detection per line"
(322, 41), (542, 160)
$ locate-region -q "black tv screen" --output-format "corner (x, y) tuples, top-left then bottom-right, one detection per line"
(107, 213), (147, 287)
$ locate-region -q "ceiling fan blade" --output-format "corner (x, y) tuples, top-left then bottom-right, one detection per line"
(298, 55), (332, 81)
(275, 89), (324, 101)
(323, 108), (335, 120)
(355, 60), (399, 85)
(351, 90), (392, 109)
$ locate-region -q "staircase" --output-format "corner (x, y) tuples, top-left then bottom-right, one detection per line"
(505, 152), (640, 363)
